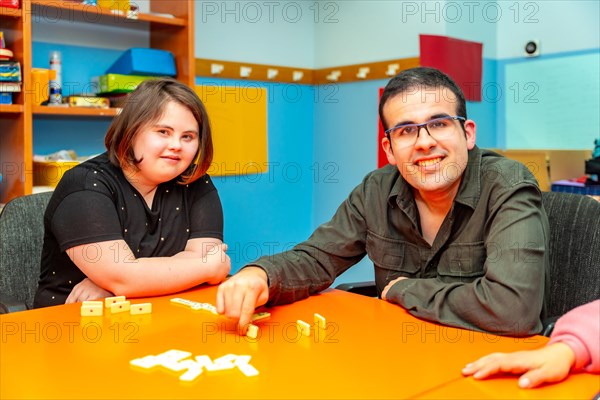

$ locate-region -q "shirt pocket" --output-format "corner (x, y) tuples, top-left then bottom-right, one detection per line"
(437, 242), (486, 282)
(366, 231), (420, 287)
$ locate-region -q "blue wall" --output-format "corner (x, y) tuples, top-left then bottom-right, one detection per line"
(32, 42), (124, 157)
(195, 77), (315, 272)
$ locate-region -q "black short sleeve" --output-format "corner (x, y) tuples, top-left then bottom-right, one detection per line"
(189, 180), (223, 241)
(51, 191), (123, 252)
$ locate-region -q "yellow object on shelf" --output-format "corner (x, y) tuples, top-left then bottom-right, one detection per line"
(31, 69), (50, 105)
(97, 0), (130, 14)
(33, 161), (80, 187)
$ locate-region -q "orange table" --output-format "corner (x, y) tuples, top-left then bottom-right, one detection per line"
(1, 287), (598, 399)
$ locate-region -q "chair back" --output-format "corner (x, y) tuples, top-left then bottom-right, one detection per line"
(542, 191), (600, 318)
(0, 192), (52, 311)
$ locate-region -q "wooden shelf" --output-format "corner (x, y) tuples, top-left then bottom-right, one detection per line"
(0, 104), (24, 113)
(31, 0), (186, 27)
(33, 105), (120, 117)
(0, 6), (21, 17)
(1, 0), (193, 204)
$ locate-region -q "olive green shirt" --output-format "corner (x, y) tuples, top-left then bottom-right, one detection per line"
(251, 147), (549, 336)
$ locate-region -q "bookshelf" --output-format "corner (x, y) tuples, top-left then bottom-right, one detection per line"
(0, 0), (194, 204)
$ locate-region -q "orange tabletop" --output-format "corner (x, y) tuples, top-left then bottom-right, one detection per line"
(414, 372), (599, 400)
(1, 286), (596, 399)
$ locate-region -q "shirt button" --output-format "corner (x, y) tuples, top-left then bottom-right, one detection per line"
(161, 237), (165, 241)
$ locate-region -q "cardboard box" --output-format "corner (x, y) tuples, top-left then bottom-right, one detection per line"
(106, 48), (176, 77)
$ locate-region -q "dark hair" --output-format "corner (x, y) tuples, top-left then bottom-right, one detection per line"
(104, 78), (213, 184)
(378, 67), (467, 130)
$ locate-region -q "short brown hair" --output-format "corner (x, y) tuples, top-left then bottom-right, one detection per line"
(104, 78), (213, 184)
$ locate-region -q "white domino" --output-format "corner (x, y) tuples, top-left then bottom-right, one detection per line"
(314, 313), (326, 329)
(80, 301), (103, 316)
(171, 298), (218, 314)
(205, 354), (236, 371)
(237, 363), (259, 377)
(246, 324), (259, 339)
(195, 355), (212, 367)
(130, 355), (160, 369)
(170, 298), (198, 308)
(130, 351), (259, 381)
(179, 363), (204, 381)
(297, 320), (311, 336)
(251, 311), (271, 322)
(104, 295), (126, 308)
(163, 359), (197, 372)
(110, 300), (131, 314)
(130, 303), (152, 315)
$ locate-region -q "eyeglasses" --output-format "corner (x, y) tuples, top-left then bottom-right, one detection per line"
(385, 116), (466, 147)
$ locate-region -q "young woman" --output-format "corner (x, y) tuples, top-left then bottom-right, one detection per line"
(34, 78), (230, 307)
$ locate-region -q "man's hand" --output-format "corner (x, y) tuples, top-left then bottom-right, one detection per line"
(216, 267), (269, 334)
(65, 278), (114, 303)
(461, 343), (576, 388)
(381, 276), (408, 300)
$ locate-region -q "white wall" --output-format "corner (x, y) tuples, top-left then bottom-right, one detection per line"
(314, 1), (446, 68)
(195, 0), (315, 67)
(496, 0), (600, 59)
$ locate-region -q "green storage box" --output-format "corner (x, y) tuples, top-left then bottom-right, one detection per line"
(97, 74), (153, 95)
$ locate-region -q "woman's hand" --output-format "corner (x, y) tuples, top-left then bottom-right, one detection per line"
(65, 278), (114, 303)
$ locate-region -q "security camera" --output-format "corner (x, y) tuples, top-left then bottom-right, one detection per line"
(525, 40), (540, 57)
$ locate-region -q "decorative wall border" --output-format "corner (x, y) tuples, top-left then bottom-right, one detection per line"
(195, 57), (420, 84)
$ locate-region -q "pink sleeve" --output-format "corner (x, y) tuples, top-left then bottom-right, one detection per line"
(547, 300), (600, 373)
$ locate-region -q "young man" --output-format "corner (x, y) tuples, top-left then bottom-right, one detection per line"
(217, 67), (549, 336)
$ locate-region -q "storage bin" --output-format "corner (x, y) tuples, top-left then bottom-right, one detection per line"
(34, 160), (79, 187)
(106, 48), (176, 77)
(97, 74), (151, 95)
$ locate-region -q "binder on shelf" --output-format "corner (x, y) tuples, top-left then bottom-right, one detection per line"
(0, 61), (21, 82)
(0, 81), (21, 92)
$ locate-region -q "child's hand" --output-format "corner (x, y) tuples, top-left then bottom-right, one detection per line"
(462, 343), (576, 388)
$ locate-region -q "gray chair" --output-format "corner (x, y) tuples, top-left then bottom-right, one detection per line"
(337, 191), (600, 335)
(0, 192), (52, 313)
(541, 191), (600, 325)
